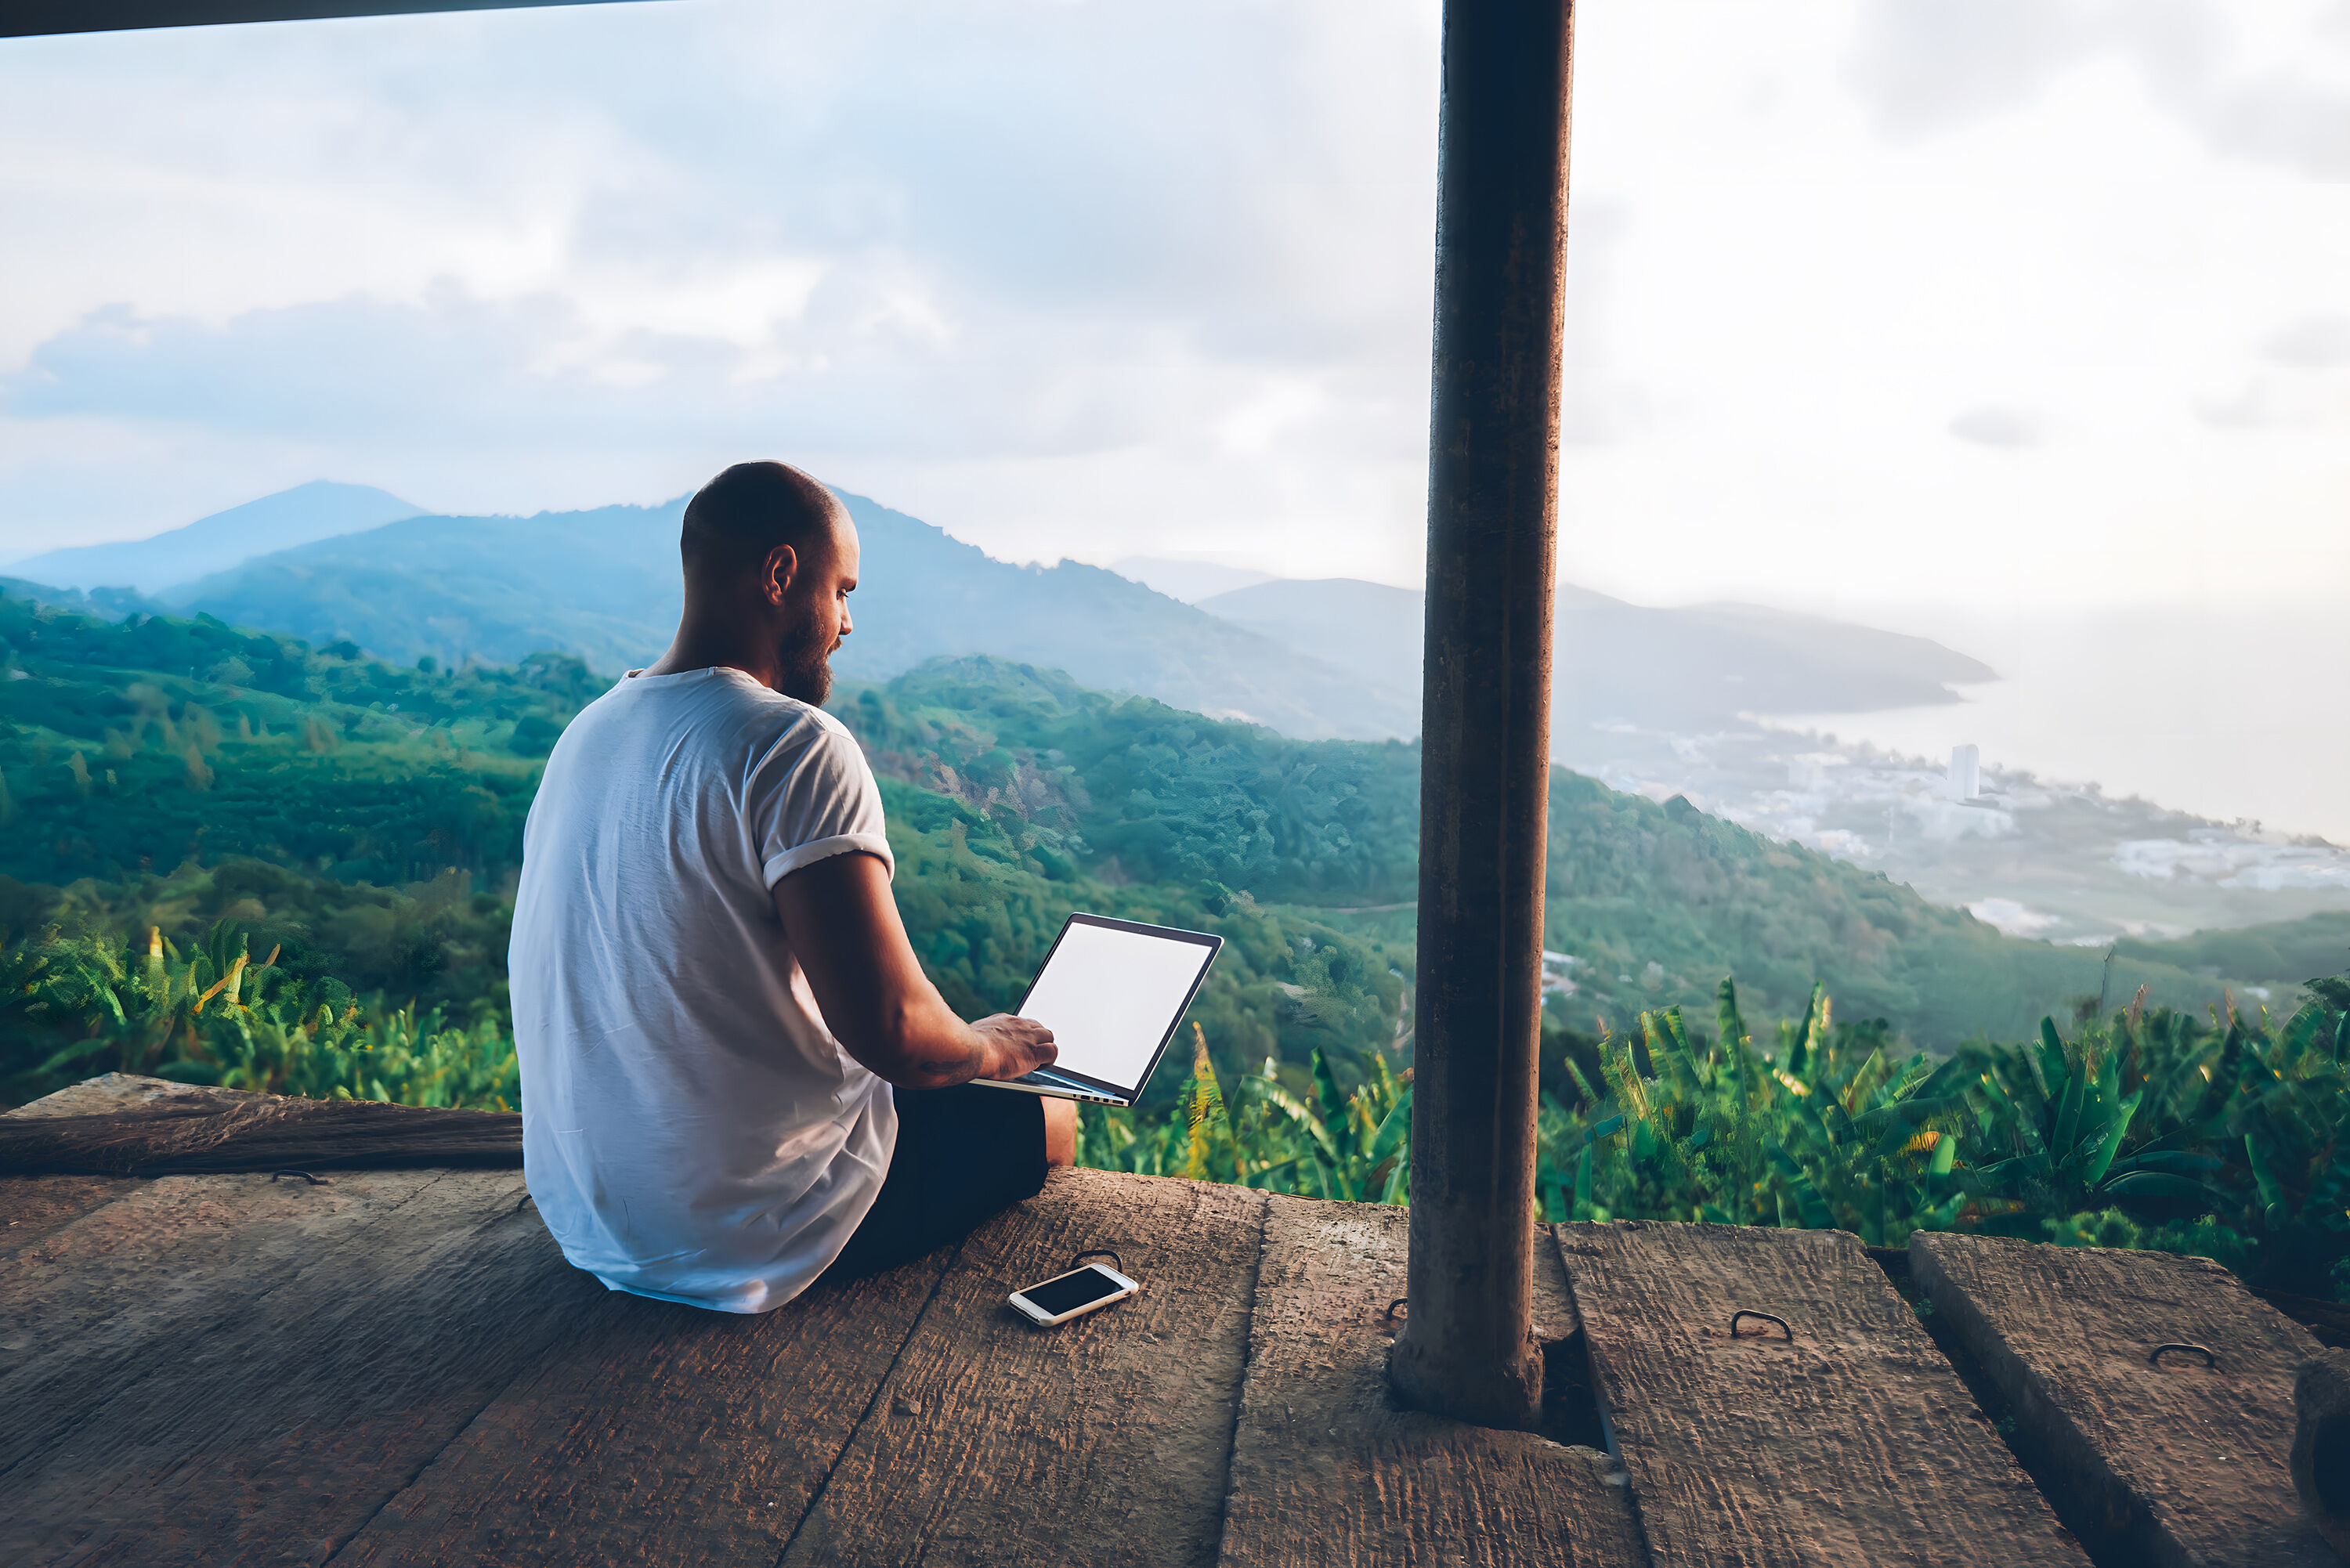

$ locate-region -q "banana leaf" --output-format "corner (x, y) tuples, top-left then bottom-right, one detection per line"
(1242, 1078), (1342, 1169)
(1368, 1086), (1412, 1165)
(2100, 1170), (2224, 1205)
(2079, 1087), (2144, 1187)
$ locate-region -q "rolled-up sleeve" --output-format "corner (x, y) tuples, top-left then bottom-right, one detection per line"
(754, 715), (895, 888)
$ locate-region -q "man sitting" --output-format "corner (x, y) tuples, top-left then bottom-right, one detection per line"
(510, 461), (1072, 1313)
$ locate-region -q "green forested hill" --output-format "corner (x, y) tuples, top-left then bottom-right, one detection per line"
(2118, 912), (2350, 999)
(837, 657), (1419, 904)
(0, 594), (1409, 1104)
(1535, 779), (2213, 1042)
(826, 655), (2239, 1042)
(0, 591), (2266, 1110)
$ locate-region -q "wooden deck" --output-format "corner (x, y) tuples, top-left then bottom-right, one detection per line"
(2, 1084), (2338, 1566)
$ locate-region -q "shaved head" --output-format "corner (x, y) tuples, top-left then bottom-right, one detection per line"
(658, 460), (860, 705)
(681, 461), (844, 579)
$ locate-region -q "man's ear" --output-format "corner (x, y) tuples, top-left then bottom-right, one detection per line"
(760, 543), (800, 606)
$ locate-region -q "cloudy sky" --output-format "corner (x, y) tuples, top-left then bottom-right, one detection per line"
(2, 0), (2346, 624)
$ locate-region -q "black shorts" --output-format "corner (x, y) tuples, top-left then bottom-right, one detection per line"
(819, 1082), (1047, 1281)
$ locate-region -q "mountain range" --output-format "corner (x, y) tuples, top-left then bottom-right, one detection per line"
(4, 481), (1989, 745)
(5, 482), (422, 594)
(1110, 555), (1276, 603)
(163, 492), (1418, 740)
(1200, 578), (1997, 737)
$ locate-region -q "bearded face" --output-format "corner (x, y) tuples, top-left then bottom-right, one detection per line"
(774, 597), (835, 705)
(765, 505), (856, 705)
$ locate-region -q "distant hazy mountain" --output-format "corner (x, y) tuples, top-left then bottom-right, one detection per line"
(1197, 578), (1425, 697)
(1111, 556), (1276, 603)
(1198, 576), (1996, 737)
(154, 482), (1986, 747)
(175, 491), (1418, 740)
(0, 579), (162, 622)
(175, 499), (683, 674)
(10, 481), (423, 594)
(829, 497), (1410, 737)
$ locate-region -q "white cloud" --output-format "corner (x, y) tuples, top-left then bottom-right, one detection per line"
(1947, 406), (2043, 448)
(1846, 0), (2350, 179)
(1552, 0), (2350, 613)
(0, 0), (1443, 574)
(0, 0), (2343, 621)
(2265, 314), (2350, 368)
(1968, 897), (2063, 937)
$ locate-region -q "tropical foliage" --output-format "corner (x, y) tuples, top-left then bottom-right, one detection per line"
(1707, 974), (2350, 1297)
(11, 899), (2350, 1294)
(10, 591), (2350, 1291)
(2, 919), (517, 1109)
(1078, 1023), (1414, 1204)
(1088, 972), (2350, 1298)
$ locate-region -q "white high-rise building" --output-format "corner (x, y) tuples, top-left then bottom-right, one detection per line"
(1948, 743), (1981, 800)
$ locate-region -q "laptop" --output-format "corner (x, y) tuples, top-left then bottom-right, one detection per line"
(973, 912), (1224, 1106)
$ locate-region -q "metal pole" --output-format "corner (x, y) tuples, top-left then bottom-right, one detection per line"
(1392, 0), (1574, 1431)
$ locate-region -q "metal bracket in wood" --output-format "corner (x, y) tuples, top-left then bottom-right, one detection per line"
(1385, 1298), (1409, 1324)
(269, 1169), (330, 1186)
(2149, 1342), (2218, 1370)
(1072, 1249), (1123, 1274)
(1730, 1310), (1793, 1342)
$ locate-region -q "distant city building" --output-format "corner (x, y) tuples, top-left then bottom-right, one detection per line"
(1948, 743), (1981, 800)
(1785, 753), (1842, 792)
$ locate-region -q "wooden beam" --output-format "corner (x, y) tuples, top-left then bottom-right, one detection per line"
(779, 1169), (1266, 1568)
(1913, 1230), (2334, 1568)
(1397, 0), (1575, 1434)
(1, 1), (653, 42)
(1562, 1221), (2088, 1568)
(332, 1238), (959, 1567)
(0, 1173), (139, 1261)
(1221, 1197), (1644, 1568)
(0, 1169), (608, 1566)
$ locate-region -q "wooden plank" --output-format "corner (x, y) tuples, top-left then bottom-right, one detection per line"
(779, 1168), (1267, 1568)
(1561, 1219), (2086, 1568)
(2, 1071), (243, 1119)
(1, 1167), (449, 1471)
(1913, 1230), (2333, 1568)
(0, 1098), (522, 1177)
(327, 1246), (960, 1567)
(0, 1169), (614, 1567)
(2252, 1287), (2350, 1349)
(4, 1075), (519, 1179)
(1217, 1197), (1644, 1568)
(0, 1173), (140, 1262)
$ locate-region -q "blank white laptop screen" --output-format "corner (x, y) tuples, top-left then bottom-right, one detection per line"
(1016, 917), (1219, 1092)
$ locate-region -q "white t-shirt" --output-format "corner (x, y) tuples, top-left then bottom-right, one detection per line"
(510, 666), (898, 1313)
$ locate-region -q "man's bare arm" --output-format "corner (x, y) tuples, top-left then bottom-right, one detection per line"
(773, 851), (1056, 1088)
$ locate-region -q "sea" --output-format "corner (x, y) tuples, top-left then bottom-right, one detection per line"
(1768, 602), (2350, 847)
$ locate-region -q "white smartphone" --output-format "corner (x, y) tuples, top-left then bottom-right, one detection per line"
(1008, 1262), (1140, 1327)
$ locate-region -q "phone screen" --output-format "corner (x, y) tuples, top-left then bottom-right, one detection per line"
(1021, 1265), (1125, 1317)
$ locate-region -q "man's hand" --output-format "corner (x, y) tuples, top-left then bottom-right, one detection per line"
(969, 1013), (1058, 1082)
(773, 851), (1056, 1089)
